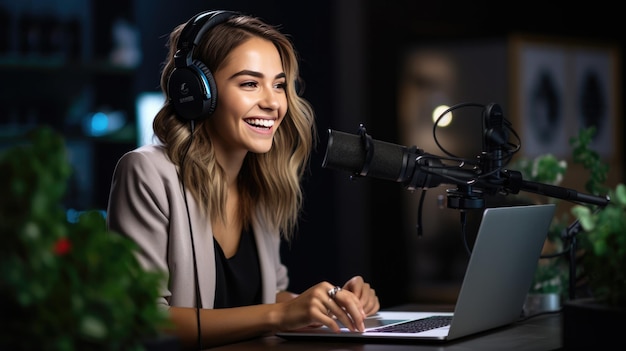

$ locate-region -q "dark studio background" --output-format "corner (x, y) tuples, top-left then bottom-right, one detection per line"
(1, 0), (624, 309)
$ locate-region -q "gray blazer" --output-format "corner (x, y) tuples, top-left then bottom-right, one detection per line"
(107, 144), (289, 309)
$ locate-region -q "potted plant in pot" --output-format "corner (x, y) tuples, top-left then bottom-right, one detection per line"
(0, 127), (176, 351)
(511, 153), (570, 314)
(561, 127), (626, 348)
(512, 126), (625, 334)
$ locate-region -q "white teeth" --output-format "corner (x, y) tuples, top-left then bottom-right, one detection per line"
(246, 119), (275, 128)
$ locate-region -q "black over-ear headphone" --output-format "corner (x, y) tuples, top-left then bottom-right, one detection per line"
(167, 10), (240, 121)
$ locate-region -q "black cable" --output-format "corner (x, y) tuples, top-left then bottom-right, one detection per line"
(179, 120), (203, 350)
(416, 189), (426, 237)
(430, 102), (522, 185)
(432, 102), (485, 158)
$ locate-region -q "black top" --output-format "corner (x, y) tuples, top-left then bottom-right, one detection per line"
(213, 228), (262, 308)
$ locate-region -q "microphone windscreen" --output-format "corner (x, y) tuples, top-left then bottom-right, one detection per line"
(322, 129), (411, 182)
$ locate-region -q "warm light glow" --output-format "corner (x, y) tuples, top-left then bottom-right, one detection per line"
(432, 104), (453, 127)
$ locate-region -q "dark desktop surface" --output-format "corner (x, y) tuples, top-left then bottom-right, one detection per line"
(209, 304), (563, 351)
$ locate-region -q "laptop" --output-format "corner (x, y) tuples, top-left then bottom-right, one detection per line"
(277, 203), (556, 342)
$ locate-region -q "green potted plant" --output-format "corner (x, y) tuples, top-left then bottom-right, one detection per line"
(571, 184), (626, 304)
(514, 126), (625, 313)
(561, 127), (626, 348)
(568, 127), (626, 307)
(0, 127), (175, 351)
(511, 153), (570, 313)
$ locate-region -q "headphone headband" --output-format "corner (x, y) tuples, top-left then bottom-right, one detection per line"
(174, 10), (239, 68)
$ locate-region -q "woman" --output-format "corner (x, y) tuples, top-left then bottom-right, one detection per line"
(107, 10), (379, 349)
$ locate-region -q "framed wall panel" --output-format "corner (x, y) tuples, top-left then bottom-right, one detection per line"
(511, 36), (621, 162)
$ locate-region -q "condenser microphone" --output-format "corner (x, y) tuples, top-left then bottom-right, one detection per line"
(322, 128), (416, 183)
(322, 127), (455, 191)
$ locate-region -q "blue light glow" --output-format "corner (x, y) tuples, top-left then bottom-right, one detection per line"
(90, 112), (109, 136)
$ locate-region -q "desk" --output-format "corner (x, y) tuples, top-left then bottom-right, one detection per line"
(209, 305), (562, 351)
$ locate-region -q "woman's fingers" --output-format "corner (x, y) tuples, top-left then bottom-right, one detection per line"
(359, 284), (379, 316)
(325, 285), (366, 332)
(342, 276), (380, 316)
(280, 281), (372, 333)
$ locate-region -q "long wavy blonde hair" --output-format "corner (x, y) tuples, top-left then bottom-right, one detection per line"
(153, 13), (316, 241)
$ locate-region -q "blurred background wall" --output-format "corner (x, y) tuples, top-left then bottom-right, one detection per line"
(1, 0), (623, 308)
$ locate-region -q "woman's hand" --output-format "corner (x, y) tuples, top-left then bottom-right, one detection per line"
(276, 282), (367, 333)
(342, 275), (380, 316)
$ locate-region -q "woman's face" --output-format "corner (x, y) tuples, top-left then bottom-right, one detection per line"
(208, 36), (287, 158)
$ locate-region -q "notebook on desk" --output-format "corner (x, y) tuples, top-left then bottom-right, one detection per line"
(277, 203), (556, 342)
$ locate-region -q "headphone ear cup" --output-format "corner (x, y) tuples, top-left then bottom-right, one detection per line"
(192, 59), (218, 117)
(167, 60), (218, 121)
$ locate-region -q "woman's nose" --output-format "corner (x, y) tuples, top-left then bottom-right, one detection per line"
(260, 88), (281, 110)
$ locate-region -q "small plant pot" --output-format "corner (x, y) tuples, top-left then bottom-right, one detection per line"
(523, 292), (560, 316)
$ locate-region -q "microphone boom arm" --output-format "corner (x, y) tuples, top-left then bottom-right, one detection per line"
(401, 150), (609, 208)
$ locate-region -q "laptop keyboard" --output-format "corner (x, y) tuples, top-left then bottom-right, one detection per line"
(369, 315), (452, 333)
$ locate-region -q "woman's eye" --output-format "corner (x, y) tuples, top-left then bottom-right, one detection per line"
(275, 82), (287, 90)
(241, 81), (258, 88)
